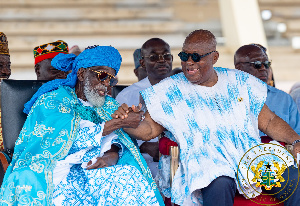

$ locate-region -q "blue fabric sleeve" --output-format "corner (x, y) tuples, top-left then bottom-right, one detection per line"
(287, 94), (300, 135)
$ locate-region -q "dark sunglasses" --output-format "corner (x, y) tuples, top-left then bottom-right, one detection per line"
(90, 69), (118, 87)
(142, 53), (173, 62)
(240, 61), (271, 69)
(178, 51), (217, 62)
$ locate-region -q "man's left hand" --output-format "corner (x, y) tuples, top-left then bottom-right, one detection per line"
(86, 152), (119, 170)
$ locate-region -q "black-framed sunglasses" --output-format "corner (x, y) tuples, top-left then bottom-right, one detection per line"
(178, 51), (217, 62)
(89, 69), (118, 87)
(239, 61), (271, 69)
(142, 53), (173, 62)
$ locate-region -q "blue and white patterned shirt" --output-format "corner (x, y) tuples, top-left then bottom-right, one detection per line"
(141, 67), (269, 205)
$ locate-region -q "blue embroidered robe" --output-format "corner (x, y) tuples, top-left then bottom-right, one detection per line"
(0, 86), (163, 206)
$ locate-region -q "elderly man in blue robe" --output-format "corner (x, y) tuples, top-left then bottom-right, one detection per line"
(0, 45), (164, 206)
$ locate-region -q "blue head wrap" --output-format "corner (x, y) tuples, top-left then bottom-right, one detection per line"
(24, 45), (122, 114)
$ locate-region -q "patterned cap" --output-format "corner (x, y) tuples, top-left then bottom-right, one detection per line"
(33, 40), (68, 64)
(0, 32), (9, 56)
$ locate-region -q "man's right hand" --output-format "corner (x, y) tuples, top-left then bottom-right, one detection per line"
(111, 105), (165, 141)
(103, 106), (143, 136)
(112, 103), (142, 119)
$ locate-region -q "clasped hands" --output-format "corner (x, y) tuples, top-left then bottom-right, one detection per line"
(111, 103), (144, 128)
(85, 104), (143, 170)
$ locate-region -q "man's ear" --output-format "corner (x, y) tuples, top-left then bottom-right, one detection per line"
(212, 51), (219, 65)
(235, 63), (241, 70)
(140, 59), (146, 69)
(133, 68), (139, 78)
(77, 68), (86, 82)
(34, 64), (40, 77)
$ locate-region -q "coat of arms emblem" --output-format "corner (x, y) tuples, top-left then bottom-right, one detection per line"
(251, 161), (286, 190)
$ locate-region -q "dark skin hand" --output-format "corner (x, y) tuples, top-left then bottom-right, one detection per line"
(112, 103), (160, 161)
(140, 141), (159, 162)
(111, 103), (142, 119)
(86, 145), (119, 170)
(104, 105), (144, 136)
(112, 103), (164, 141)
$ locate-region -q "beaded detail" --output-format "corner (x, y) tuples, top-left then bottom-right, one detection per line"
(292, 139), (300, 146)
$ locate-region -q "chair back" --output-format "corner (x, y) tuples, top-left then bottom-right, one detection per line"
(111, 85), (127, 99)
(1, 80), (47, 152)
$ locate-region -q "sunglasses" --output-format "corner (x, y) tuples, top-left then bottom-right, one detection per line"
(90, 69), (118, 87)
(142, 53), (173, 62)
(178, 51), (217, 62)
(240, 61), (271, 69)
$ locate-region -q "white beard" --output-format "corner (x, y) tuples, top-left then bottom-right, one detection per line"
(83, 77), (106, 107)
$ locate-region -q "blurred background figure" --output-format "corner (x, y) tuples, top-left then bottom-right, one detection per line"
(0, 32), (11, 186)
(117, 38), (173, 177)
(34, 40), (69, 81)
(290, 82), (300, 94)
(0, 32), (11, 151)
(69, 45), (81, 56)
(0, 32), (11, 81)
(249, 43), (275, 87)
(290, 82), (300, 111)
(133, 48), (147, 81)
(234, 44), (300, 144)
(115, 48), (151, 106)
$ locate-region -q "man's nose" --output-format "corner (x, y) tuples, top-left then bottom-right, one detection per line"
(186, 56), (194, 65)
(157, 55), (165, 62)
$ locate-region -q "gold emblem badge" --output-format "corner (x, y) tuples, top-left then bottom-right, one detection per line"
(251, 161), (286, 190)
(237, 143), (299, 205)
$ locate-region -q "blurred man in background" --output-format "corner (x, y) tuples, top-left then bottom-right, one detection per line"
(0, 32), (11, 186)
(116, 38), (173, 177)
(133, 48), (147, 81)
(0, 32), (11, 150)
(34, 40), (69, 80)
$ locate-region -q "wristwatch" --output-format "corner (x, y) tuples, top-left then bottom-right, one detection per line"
(292, 139), (300, 146)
